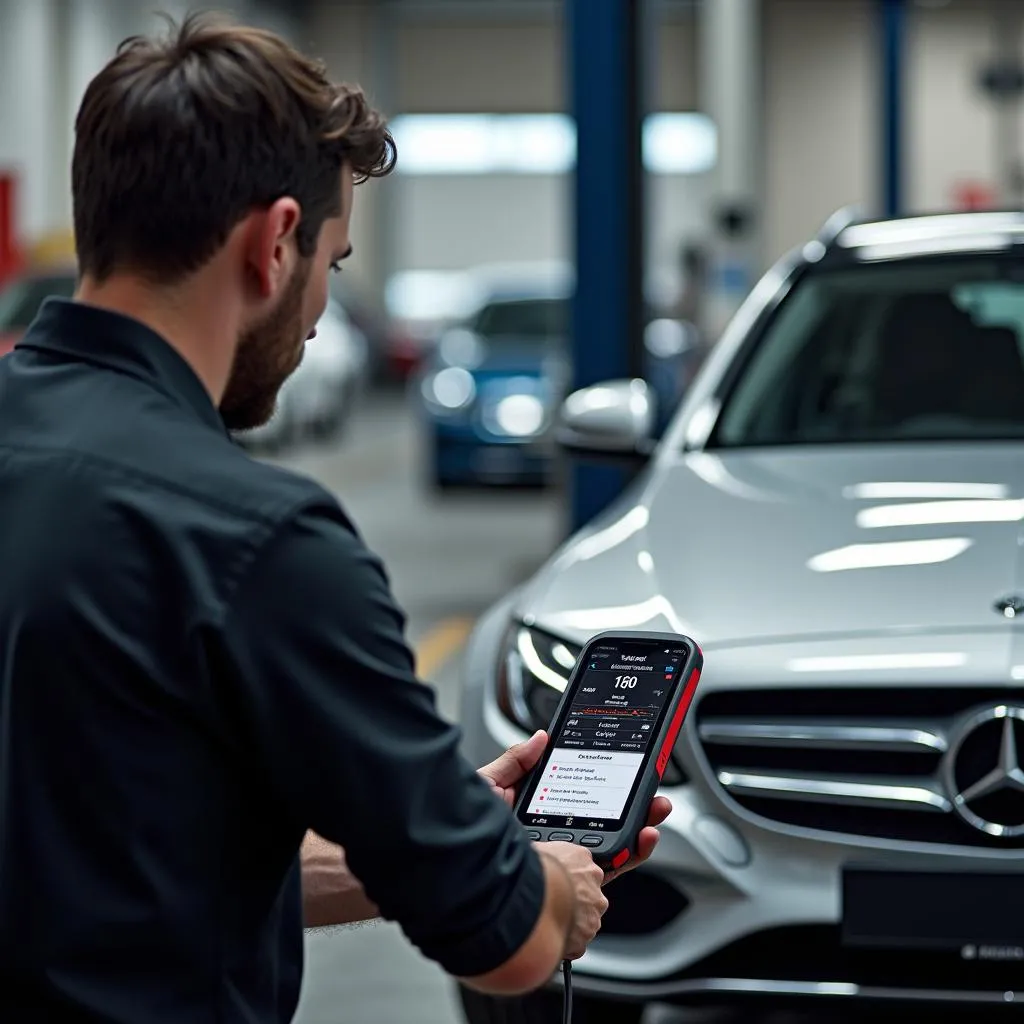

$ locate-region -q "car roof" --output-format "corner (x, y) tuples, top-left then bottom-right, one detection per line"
(810, 207), (1024, 266)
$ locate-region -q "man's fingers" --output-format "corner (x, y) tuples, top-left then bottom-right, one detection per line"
(603, 827), (661, 885)
(478, 729), (547, 788)
(512, 729), (548, 772)
(645, 795), (672, 828)
(634, 825), (660, 863)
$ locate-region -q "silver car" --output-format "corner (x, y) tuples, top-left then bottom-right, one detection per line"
(458, 210), (1024, 1023)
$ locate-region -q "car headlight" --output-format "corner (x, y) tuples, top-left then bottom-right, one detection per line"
(421, 366), (476, 416)
(479, 376), (549, 438)
(496, 620), (689, 785)
(496, 622), (582, 733)
(486, 393), (546, 437)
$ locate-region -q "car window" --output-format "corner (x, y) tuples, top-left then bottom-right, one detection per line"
(0, 274), (77, 330)
(710, 258), (1024, 447)
(471, 298), (568, 343)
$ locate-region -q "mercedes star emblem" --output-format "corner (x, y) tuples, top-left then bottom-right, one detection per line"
(944, 705), (1024, 837)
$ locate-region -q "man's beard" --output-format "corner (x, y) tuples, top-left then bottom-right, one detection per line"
(221, 261), (310, 432)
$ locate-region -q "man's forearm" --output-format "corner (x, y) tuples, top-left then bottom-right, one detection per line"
(301, 831), (380, 928)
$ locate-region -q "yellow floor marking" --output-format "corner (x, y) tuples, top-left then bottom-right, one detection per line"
(415, 615), (475, 679)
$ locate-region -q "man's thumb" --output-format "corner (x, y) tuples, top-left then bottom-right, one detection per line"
(486, 729), (546, 783)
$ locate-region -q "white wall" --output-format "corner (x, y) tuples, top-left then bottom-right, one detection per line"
(389, 12), (697, 114)
(907, 1), (1001, 212)
(5, 0), (1016, 292)
(761, 0), (877, 264)
(304, 2), (389, 298)
(392, 171), (713, 298)
(0, 0), (60, 240)
(758, 0), (1017, 262)
(647, 172), (716, 302)
(394, 175), (567, 271)
(0, 0), (300, 259)
(306, 4), (704, 300)
(395, 19), (564, 113)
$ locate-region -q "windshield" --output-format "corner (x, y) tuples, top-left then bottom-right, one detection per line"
(710, 258), (1024, 447)
(0, 274), (76, 330)
(471, 297), (568, 344)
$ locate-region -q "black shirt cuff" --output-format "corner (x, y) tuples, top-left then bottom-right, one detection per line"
(415, 841), (547, 978)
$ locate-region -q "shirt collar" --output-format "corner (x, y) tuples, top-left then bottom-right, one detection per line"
(18, 298), (227, 434)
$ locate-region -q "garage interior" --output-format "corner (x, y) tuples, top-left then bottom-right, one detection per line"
(4, 0), (1024, 1022)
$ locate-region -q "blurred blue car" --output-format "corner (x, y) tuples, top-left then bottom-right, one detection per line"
(414, 264), (706, 490)
(414, 267), (571, 489)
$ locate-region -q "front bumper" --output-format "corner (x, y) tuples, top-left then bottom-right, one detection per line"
(566, 937), (1024, 1009)
(459, 601), (1024, 1009)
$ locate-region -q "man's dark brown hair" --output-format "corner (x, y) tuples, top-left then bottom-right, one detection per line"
(72, 11), (395, 283)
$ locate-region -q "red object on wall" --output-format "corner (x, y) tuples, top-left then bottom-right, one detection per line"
(952, 181), (996, 212)
(0, 173), (24, 287)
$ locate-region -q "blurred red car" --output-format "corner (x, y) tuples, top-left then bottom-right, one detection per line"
(0, 268), (77, 356)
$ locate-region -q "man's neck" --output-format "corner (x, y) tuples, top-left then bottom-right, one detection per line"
(75, 272), (239, 406)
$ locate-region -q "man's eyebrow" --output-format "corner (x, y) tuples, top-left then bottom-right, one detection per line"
(340, 244), (354, 260)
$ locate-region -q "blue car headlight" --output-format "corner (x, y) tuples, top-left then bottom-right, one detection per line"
(479, 376), (550, 439)
(420, 366), (476, 417)
(484, 392), (546, 437)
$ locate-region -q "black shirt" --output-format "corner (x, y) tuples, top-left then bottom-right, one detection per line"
(0, 300), (544, 1023)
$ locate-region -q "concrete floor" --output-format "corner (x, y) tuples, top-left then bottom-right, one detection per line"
(270, 392), (995, 1024)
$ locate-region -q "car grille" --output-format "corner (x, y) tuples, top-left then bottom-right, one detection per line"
(695, 687), (1024, 849)
(601, 870), (690, 936)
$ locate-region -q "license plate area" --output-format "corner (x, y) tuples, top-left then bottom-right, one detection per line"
(843, 866), (1024, 955)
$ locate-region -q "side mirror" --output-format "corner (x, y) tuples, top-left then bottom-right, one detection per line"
(555, 378), (656, 462)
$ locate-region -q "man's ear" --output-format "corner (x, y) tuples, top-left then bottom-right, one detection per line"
(245, 197), (302, 300)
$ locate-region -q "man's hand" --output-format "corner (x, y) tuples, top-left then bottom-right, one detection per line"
(300, 734), (674, 930)
(477, 731), (673, 884)
(477, 729), (548, 807)
(301, 831), (379, 928)
(534, 842), (607, 960)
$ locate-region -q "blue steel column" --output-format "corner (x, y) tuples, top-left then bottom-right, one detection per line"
(881, 0), (905, 218)
(566, 0), (647, 533)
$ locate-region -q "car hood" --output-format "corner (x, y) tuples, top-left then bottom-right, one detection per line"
(519, 445), (1024, 648)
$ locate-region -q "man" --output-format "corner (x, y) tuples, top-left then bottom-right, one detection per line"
(0, 13), (670, 1024)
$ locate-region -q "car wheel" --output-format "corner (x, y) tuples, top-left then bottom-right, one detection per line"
(429, 471), (458, 493)
(458, 984), (644, 1024)
(425, 435), (458, 492)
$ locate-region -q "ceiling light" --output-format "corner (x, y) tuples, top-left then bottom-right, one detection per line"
(807, 538), (973, 572)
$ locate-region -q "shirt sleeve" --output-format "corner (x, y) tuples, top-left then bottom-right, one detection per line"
(219, 504), (545, 978)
